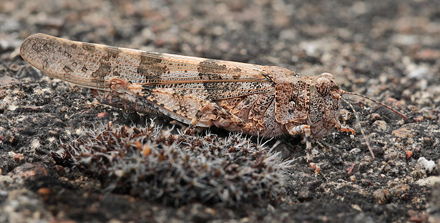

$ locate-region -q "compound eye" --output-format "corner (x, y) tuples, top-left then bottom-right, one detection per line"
(315, 77), (331, 97)
(321, 73), (334, 79)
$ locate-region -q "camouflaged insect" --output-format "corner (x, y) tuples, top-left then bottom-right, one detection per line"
(19, 33), (406, 165)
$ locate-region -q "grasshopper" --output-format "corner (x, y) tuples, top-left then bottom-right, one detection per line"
(20, 33), (407, 167)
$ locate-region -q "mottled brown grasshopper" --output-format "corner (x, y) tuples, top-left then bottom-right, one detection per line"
(20, 33), (407, 167)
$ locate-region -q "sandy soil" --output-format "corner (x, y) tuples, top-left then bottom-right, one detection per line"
(0, 0), (439, 222)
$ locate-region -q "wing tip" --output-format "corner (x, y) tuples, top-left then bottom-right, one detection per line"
(20, 33), (52, 61)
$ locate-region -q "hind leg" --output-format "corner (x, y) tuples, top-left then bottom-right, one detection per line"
(184, 101), (250, 134)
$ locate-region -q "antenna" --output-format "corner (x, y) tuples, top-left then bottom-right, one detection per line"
(340, 90), (408, 119)
(341, 97), (375, 159)
(339, 90), (407, 159)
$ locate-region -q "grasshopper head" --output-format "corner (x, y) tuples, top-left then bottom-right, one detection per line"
(308, 73), (342, 139)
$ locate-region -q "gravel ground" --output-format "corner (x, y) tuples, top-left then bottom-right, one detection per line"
(1, 0), (440, 222)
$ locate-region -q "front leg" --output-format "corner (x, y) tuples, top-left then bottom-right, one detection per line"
(285, 124), (320, 172)
(286, 124), (313, 163)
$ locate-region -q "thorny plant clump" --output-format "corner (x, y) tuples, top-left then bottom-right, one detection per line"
(51, 122), (292, 206)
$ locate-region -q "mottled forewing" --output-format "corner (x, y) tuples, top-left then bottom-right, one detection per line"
(20, 33), (274, 100)
(20, 34), (117, 90)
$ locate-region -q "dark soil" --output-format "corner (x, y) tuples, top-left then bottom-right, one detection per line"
(1, 0), (439, 222)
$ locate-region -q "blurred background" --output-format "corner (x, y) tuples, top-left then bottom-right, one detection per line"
(3, 0), (438, 80)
